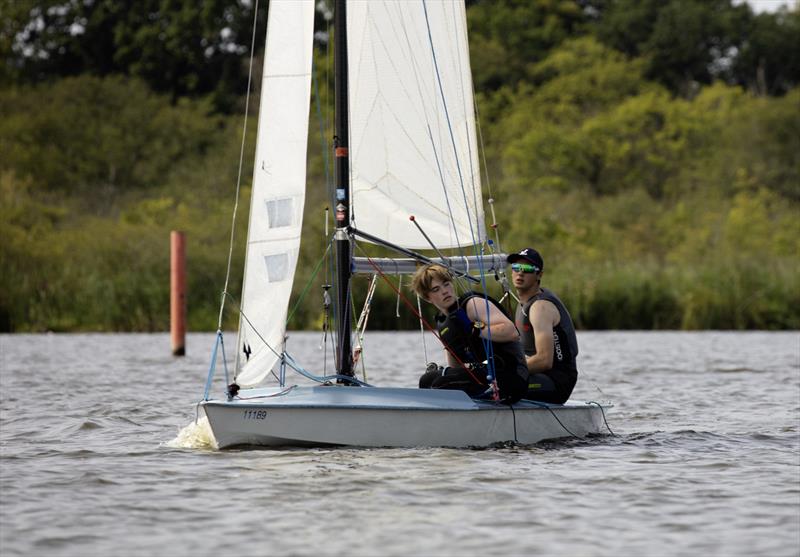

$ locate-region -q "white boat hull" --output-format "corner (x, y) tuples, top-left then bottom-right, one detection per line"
(200, 386), (611, 449)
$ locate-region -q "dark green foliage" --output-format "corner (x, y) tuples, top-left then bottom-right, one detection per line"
(592, 0), (799, 97)
(0, 76), (221, 202)
(732, 9), (800, 96)
(467, 0), (587, 90)
(0, 75), (247, 331)
(0, 0), (263, 111)
(1, 1), (798, 332)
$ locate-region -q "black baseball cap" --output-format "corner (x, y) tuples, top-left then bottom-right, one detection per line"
(507, 248), (544, 271)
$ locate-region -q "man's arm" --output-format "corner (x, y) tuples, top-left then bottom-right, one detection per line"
(526, 300), (560, 372)
(464, 297), (520, 343)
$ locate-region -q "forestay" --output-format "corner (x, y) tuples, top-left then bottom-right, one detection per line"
(236, 0), (315, 387)
(348, 1), (485, 250)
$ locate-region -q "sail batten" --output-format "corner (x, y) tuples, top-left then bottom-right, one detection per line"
(236, 0), (315, 387)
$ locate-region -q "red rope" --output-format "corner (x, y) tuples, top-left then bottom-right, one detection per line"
(361, 253), (493, 391)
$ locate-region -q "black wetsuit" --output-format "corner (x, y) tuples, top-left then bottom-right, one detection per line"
(515, 288), (578, 404)
(419, 292), (528, 403)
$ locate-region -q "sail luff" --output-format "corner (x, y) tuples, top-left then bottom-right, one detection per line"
(235, 0), (316, 387)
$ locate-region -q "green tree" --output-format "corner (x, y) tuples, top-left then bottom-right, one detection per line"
(495, 37), (656, 194)
(0, 75), (220, 203)
(733, 8), (800, 95)
(0, 0), (262, 110)
(467, 0), (587, 91)
(643, 0), (750, 96)
(593, 0), (755, 97)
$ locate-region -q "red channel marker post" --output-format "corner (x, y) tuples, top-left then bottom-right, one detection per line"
(170, 231), (186, 356)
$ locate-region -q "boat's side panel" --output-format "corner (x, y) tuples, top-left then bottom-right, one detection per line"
(202, 402), (607, 449)
(512, 405), (606, 444)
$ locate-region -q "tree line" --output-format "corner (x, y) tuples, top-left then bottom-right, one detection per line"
(4, 1), (798, 102)
(1, 0), (798, 332)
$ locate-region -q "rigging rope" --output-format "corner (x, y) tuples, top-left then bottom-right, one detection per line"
(424, 123), (466, 257)
(356, 245), (488, 388)
(320, 209), (332, 376)
(217, 0), (260, 331)
(390, 2), (467, 258)
(421, 0), (478, 250)
(471, 75), (503, 251)
(313, 57), (332, 206)
(395, 275), (402, 318)
(416, 294), (429, 363)
(587, 401), (617, 436)
(421, 0), (500, 396)
(334, 267), (355, 377)
(285, 240), (332, 327)
(525, 400), (582, 439)
(283, 352), (372, 387)
(203, 331), (227, 401)
(352, 275), (378, 381)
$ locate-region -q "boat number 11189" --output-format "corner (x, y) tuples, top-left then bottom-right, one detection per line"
(243, 410), (267, 420)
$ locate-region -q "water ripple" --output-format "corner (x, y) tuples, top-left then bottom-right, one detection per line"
(1, 331), (798, 557)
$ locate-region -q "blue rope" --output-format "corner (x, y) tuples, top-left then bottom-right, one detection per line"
(475, 245), (498, 383)
(220, 332), (230, 387)
(422, 0), (497, 382)
(425, 122), (466, 260)
(421, 0), (478, 249)
(203, 330), (224, 401)
(283, 352), (373, 387)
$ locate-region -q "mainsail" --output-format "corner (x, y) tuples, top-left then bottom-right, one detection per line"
(236, 0), (315, 387)
(348, 1), (485, 250)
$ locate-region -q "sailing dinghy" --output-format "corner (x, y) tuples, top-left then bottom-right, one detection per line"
(199, 0), (611, 449)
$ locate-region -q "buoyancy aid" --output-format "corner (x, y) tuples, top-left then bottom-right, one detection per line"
(515, 288), (579, 375)
(436, 292), (528, 387)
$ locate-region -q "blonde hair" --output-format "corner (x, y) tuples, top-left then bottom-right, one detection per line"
(411, 264), (453, 299)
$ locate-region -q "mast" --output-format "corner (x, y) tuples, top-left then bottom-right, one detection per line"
(333, 0), (354, 378)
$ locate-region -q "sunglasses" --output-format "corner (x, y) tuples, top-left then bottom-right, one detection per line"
(511, 262), (540, 273)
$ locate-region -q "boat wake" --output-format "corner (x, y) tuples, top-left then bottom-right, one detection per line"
(166, 416), (218, 450)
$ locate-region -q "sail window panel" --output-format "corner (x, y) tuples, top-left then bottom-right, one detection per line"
(266, 197), (295, 228)
(264, 253), (290, 282)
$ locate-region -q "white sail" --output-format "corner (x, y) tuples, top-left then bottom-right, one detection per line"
(236, 0), (315, 387)
(348, 0), (485, 250)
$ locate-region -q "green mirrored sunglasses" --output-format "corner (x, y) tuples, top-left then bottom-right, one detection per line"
(511, 262), (540, 273)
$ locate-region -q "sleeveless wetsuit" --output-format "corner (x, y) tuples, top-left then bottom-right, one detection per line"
(515, 288), (578, 404)
(420, 292), (528, 403)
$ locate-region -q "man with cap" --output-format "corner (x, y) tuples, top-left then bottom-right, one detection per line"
(508, 248), (579, 404)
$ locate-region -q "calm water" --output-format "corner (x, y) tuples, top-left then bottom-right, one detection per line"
(1, 331), (798, 556)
